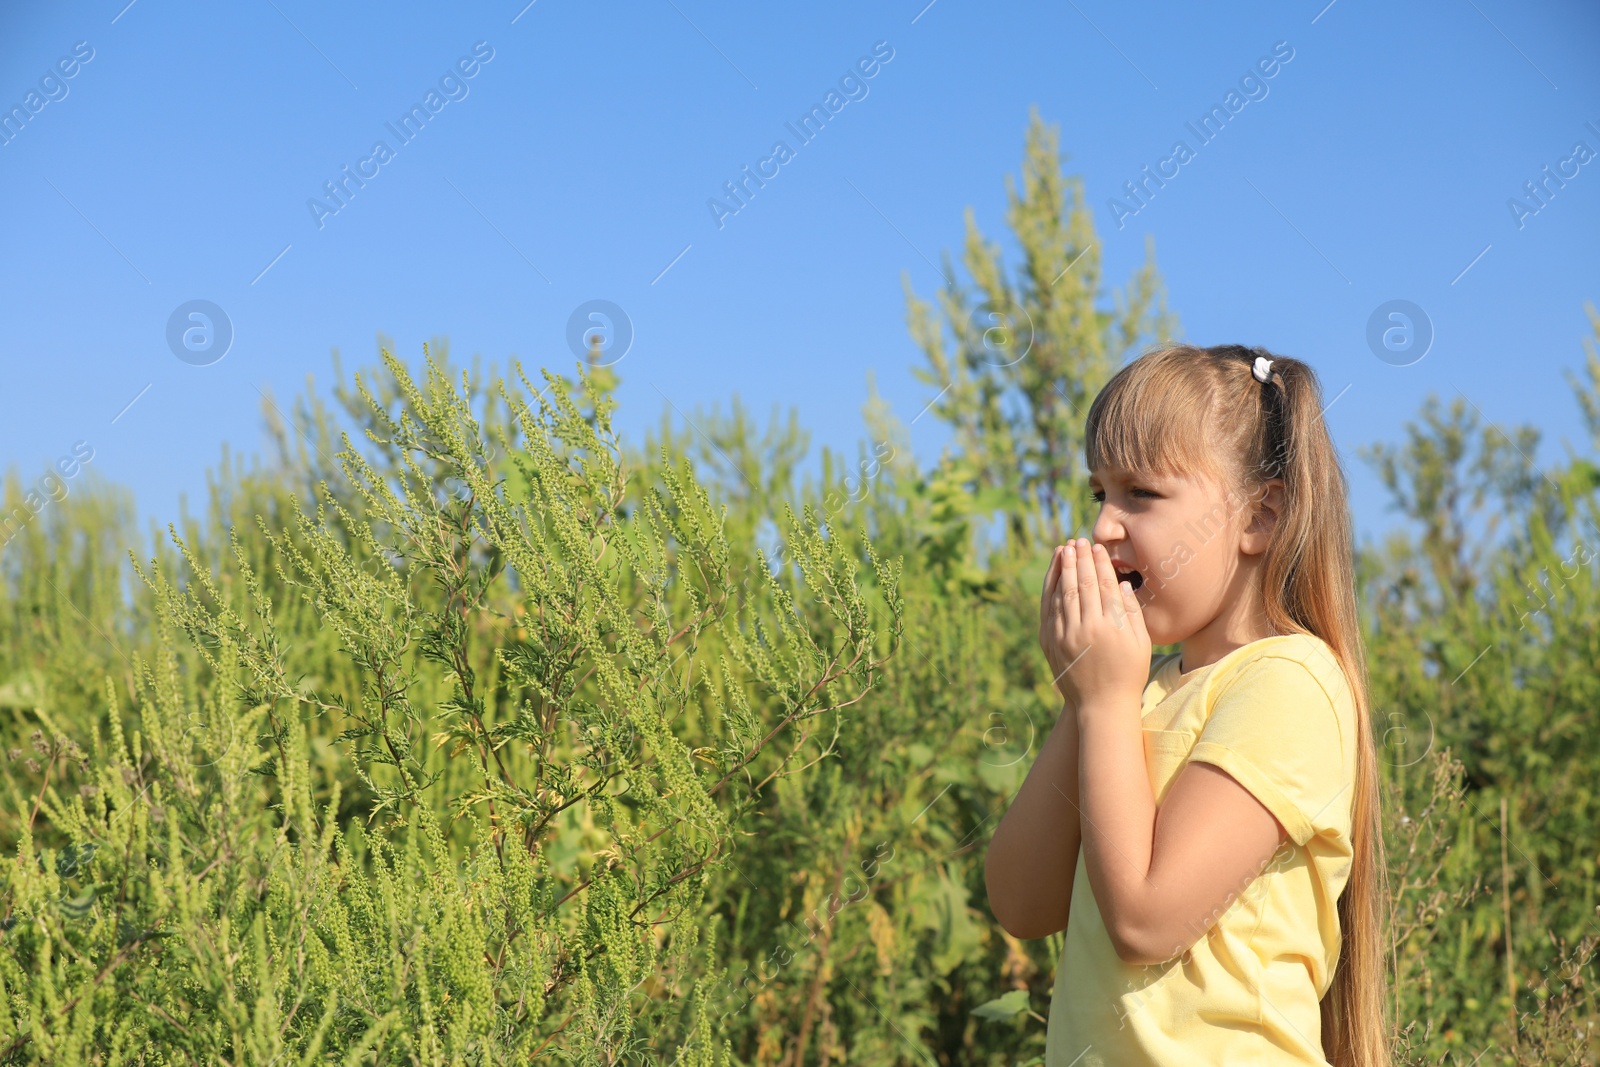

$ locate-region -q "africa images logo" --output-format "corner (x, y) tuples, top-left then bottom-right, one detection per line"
(707, 40), (896, 229)
(0, 442), (94, 549)
(307, 42), (495, 229)
(1106, 40), (1295, 230)
(0, 40), (95, 149)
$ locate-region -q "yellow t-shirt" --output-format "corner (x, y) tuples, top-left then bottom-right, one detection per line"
(1045, 631), (1358, 1067)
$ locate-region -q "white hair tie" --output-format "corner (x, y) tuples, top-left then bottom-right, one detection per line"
(1252, 355), (1274, 383)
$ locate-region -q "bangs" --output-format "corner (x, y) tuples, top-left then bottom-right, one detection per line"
(1084, 349), (1233, 488)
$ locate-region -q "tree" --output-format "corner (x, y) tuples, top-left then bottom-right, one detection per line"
(902, 105), (1179, 552)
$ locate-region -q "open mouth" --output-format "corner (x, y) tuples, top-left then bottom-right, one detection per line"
(1115, 568), (1145, 591)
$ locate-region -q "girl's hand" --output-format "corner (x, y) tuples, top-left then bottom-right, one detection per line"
(1039, 545), (1084, 707)
(1044, 538), (1151, 712)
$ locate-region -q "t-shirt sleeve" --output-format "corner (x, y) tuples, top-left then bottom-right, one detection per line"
(1186, 654), (1353, 846)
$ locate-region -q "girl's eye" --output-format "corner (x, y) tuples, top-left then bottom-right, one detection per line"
(1091, 488), (1155, 502)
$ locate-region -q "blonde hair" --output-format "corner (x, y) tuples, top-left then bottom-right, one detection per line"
(1083, 342), (1392, 1067)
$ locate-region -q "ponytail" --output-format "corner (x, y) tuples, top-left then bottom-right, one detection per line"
(1253, 350), (1392, 1067)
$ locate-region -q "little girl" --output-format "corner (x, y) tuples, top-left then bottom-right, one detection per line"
(984, 343), (1391, 1067)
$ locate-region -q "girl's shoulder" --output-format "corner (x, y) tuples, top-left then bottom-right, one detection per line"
(1235, 630), (1338, 667)
(1224, 631), (1355, 710)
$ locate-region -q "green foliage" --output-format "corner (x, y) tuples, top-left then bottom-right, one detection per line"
(0, 110), (1596, 1065)
(0, 347), (902, 1064)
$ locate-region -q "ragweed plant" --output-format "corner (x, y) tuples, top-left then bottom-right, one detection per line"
(0, 349), (901, 1064)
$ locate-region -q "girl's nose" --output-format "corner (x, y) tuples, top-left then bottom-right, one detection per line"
(1091, 515), (1124, 546)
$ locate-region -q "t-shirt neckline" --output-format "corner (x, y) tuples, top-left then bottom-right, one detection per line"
(1159, 632), (1301, 695)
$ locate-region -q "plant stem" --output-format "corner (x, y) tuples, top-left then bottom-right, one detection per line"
(26, 746), (60, 835)
(1500, 793), (1517, 1054)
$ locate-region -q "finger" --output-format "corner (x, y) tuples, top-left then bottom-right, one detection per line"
(1094, 543), (1136, 631)
(1119, 576), (1148, 640)
(1107, 577), (1131, 629)
(1073, 538), (1100, 621)
(1092, 542), (1121, 617)
(1107, 574), (1140, 637)
(1041, 547), (1062, 622)
(1059, 541), (1081, 622)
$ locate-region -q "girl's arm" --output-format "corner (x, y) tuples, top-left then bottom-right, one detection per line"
(1075, 696), (1287, 966)
(982, 696), (1083, 939)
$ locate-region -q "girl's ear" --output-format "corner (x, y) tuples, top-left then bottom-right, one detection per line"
(1242, 477), (1285, 552)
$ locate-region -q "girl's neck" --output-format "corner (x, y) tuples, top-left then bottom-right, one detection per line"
(1179, 626), (1283, 679)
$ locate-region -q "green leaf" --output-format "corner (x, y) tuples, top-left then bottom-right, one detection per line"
(971, 989), (1031, 1021)
(910, 873), (984, 976)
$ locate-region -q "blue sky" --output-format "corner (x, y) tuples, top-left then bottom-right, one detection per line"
(2, 0), (1597, 554)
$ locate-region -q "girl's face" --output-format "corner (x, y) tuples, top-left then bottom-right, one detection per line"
(1088, 463), (1278, 649)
